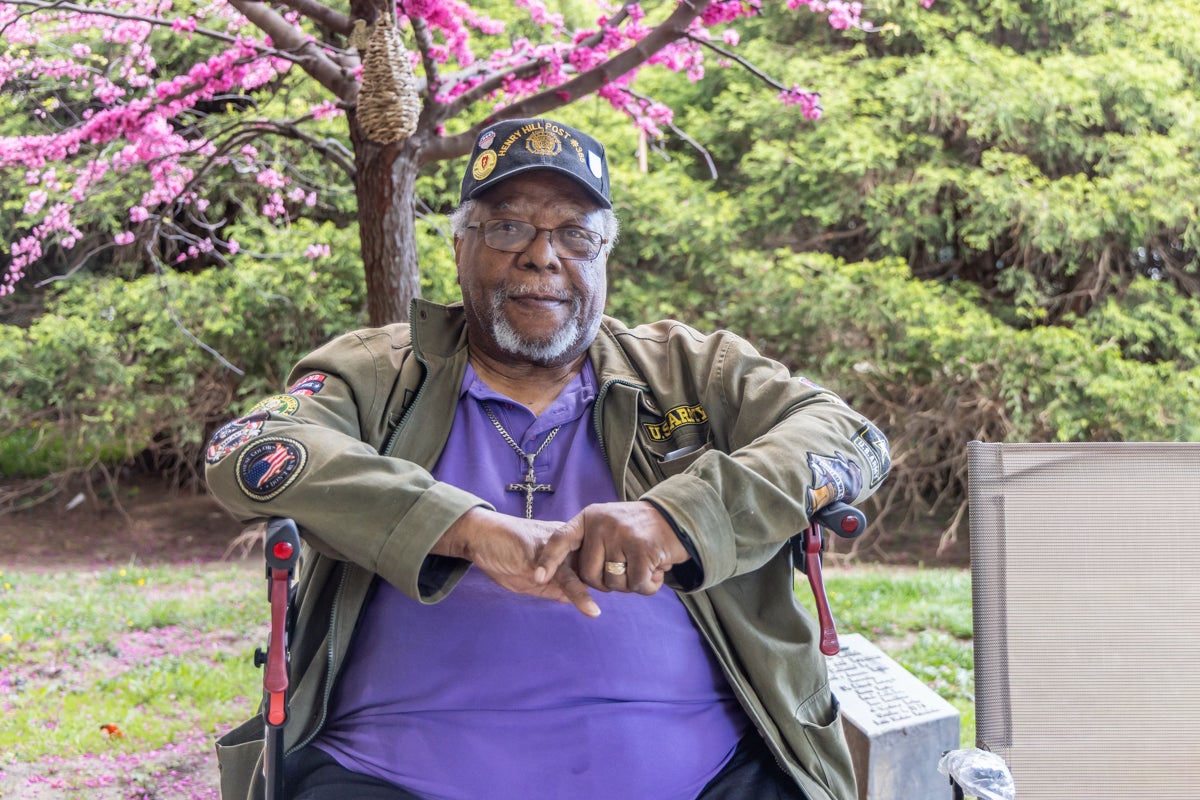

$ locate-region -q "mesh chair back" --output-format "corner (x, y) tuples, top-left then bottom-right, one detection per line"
(968, 441), (1200, 799)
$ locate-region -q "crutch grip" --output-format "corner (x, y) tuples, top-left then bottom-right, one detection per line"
(263, 518), (300, 728)
(811, 501), (867, 539)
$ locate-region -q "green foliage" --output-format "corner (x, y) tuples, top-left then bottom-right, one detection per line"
(0, 220), (364, 483)
(659, 0), (1200, 320)
(629, 250), (1200, 516)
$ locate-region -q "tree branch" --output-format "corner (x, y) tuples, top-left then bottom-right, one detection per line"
(272, 0), (354, 37)
(227, 0), (361, 102)
(688, 33), (788, 93)
(420, 0), (714, 164)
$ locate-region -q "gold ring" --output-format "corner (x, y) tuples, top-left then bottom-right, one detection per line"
(604, 561), (627, 576)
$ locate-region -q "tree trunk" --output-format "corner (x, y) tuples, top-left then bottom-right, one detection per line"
(352, 120), (422, 326)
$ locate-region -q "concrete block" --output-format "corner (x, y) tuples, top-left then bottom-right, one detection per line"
(828, 633), (960, 800)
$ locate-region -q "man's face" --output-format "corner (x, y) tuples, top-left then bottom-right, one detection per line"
(454, 171), (609, 368)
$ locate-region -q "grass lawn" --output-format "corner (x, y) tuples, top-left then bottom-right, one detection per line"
(1, 560), (973, 796)
(0, 562), (263, 798)
(801, 566), (975, 748)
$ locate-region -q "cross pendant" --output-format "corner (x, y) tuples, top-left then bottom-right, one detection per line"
(507, 455), (554, 519)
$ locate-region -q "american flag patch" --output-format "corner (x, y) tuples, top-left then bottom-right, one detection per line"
(235, 438), (307, 501)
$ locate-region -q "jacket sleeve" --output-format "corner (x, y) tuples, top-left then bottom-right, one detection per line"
(637, 328), (891, 592)
(203, 327), (483, 601)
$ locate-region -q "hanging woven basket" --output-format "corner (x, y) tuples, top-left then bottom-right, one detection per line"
(357, 13), (420, 144)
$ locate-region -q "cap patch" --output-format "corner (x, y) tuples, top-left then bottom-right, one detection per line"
(236, 437), (307, 501)
(472, 150), (497, 181)
(588, 150), (603, 178)
(478, 130), (496, 149)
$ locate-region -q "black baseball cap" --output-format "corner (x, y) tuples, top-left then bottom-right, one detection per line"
(459, 118), (611, 209)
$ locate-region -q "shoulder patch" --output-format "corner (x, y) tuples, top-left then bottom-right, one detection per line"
(288, 373), (327, 396)
(850, 422), (891, 487)
(250, 394), (300, 416)
(205, 412), (268, 465)
(806, 451), (863, 515)
(235, 437), (308, 501)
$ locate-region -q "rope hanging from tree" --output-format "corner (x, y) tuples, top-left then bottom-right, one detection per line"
(356, 12), (420, 144)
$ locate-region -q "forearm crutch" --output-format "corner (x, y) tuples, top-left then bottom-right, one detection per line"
(793, 501), (867, 656)
(254, 517), (301, 800)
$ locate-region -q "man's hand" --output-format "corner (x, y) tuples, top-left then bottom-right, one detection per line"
(435, 507), (600, 617)
(534, 501), (691, 595)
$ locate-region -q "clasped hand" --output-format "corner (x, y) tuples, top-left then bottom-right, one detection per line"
(441, 502), (691, 617)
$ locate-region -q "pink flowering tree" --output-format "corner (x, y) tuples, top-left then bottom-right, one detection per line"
(1, 0), (897, 326)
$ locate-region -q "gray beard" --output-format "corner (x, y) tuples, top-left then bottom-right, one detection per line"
(489, 286), (599, 364)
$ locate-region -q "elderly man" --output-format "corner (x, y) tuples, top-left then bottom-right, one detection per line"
(206, 117), (890, 800)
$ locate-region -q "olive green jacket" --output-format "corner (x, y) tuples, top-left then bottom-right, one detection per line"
(206, 300), (891, 800)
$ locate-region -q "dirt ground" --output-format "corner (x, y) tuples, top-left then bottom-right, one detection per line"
(0, 479), (254, 570)
(0, 475), (971, 571)
(0, 476), (969, 570)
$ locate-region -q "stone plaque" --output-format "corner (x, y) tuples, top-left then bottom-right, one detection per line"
(829, 633), (961, 800)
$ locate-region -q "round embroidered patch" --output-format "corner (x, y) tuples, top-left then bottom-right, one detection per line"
(472, 149), (497, 180)
(250, 394), (300, 416)
(205, 412), (268, 465)
(235, 437), (307, 501)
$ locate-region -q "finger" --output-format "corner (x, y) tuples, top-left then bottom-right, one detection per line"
(554, 564), (601, 618)
(534, 517), (584, 584)
(625, 550), (666, 595)
(577, 518), (611, 590)
(601, 551), (630, 592)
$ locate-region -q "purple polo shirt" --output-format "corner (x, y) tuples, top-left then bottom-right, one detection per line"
(313, 362), (748, 799)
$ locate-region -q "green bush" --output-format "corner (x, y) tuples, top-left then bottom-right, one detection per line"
(0, 219), (364, 487)
(702, 252), (1200, 520)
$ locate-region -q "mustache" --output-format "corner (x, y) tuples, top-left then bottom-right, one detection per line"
(502, 284), (574, 302)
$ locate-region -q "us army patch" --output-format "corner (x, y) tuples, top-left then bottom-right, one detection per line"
(850, 422), (891, 487)
(236, 437), (307, 501)
(643, 403), (709, 442)
(205, 412), (268, 465)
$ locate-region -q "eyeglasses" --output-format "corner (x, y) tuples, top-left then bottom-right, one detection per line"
(466, 219), (607, 261)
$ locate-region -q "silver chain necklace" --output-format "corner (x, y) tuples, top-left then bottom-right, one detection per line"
(482, 402), (562, 519)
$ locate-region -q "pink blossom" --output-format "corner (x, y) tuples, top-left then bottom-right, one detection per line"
(129, 206), (150, 223)
(262, 193), (286, 218)
(114, 231), (135, 245)
(24, 190), (48, 215)
(304, 243), (331, 259)
(310, 101), (342, 121)
(779, 85), (823, 120)
(257, 168), (288, 189)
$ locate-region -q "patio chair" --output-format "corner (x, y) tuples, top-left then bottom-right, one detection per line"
(955, 441), (1200, 799)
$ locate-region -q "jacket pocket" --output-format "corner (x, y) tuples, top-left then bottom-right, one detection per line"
(216, 714), (266, 800)
(793, 684), (857, 800)
(656, 440), (713, 478)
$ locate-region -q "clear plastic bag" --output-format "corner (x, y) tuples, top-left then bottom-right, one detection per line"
(937, 748), (1016, 800)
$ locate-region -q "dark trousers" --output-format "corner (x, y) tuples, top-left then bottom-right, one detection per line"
(285, 733), (810, 799)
